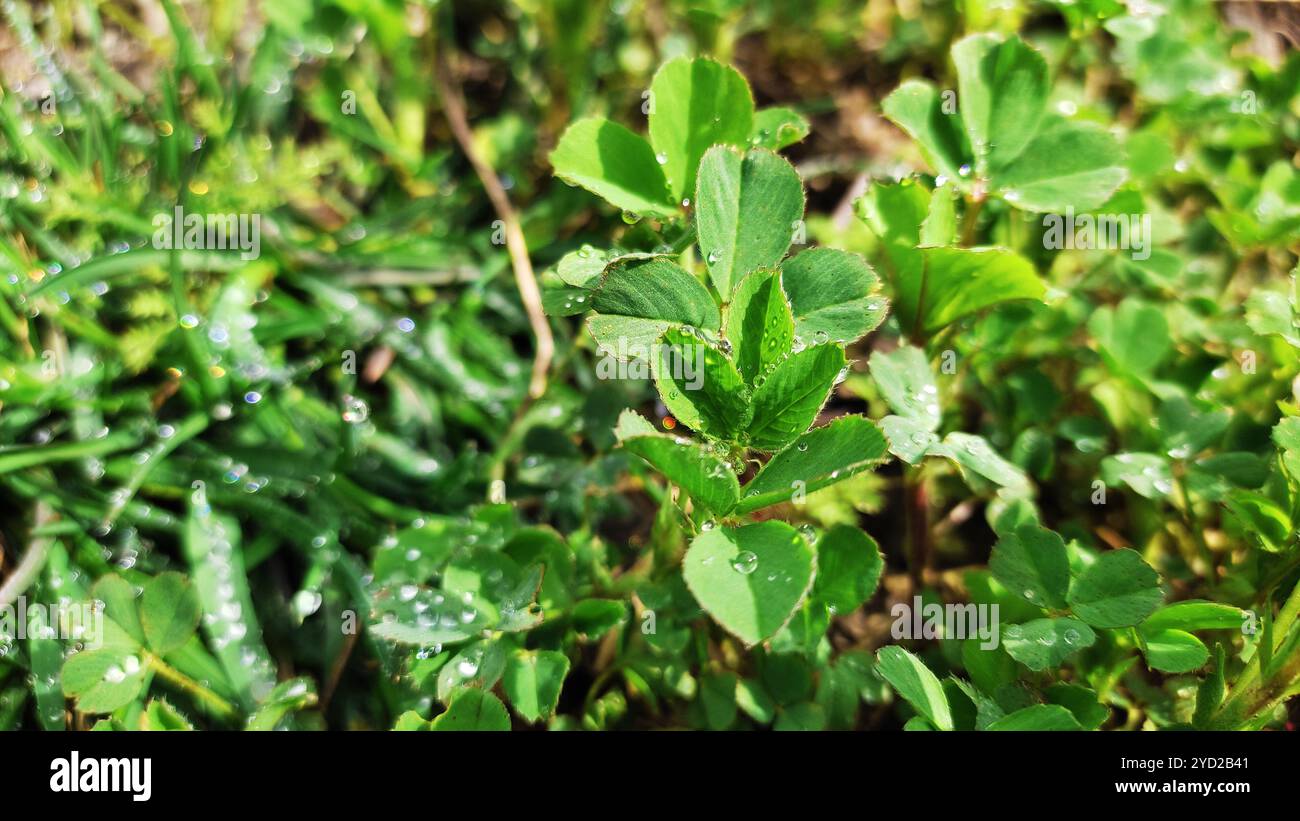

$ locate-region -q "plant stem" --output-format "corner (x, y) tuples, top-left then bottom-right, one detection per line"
(903, 466), (929, 586)
(960, 195), (985, 247)
(0, 502), (56, 608)
(434, 44), (553, 400)
(1208, 579), (1300, 729)
(146, 652), (238, 722)
(1174, 467), (1215, 591)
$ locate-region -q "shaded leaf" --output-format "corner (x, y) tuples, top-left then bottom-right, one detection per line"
(648, 57), (754, 202)
(1067, 549), (1163, 629)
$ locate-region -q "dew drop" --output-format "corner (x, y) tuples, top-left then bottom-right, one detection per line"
(730, 551), (758, 575)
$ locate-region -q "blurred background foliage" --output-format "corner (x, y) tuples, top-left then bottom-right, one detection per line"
(0, 0), (1297, 729)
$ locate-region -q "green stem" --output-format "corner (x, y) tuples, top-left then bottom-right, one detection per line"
(1208, 579), (1300, 729)
(147, 652), (238, 722)
(0, 502), (57, 608)
(1174, 467), (1214, 591)
(960, 195), (985, 247)
(903, 465), (929, 585)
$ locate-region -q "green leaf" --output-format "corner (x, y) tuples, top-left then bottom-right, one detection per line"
(1089, 299), (1170, 377)
(542, 285), (591, 317)
(370, 585), (499, 645)
(986, 704), (1082, 730)
(989, 523), (1071, 610)
(61, 642), (147, 714)
(921, 182), (958, 246)
(737, 415), (889, 514)
(614, 410), (740, 515)
(648, 56), (754, 202)
(28, 605), (66, 730)
(750, 106), (810, 150)
(1223, 490), (1292, 553)
(858, 178), (930, 252)
(550, 117), (675, 217)
(589, 257), (722, 360)
(493, 564), (545, 633)
(1141, 628), (1209, 673)
(909, 247), (1045, 334)
(936, 432), (1031, 492)
(143, 699), (194, 730)
(812, 525), (883, 613)
(859, 181), (1045, 334)
(881, 80), (968, 182)
(869, 344), (940, 430)
(875, 646), (953, 731)
(373, 519), (461, 583)
(182, 505), (276, 707)
(726, 269), (795, 385)
(952, 34), (1049, 173)
(992, 119), (1127, 211)
(430, 688), (511, 731)
(1001, 618), (1096, 671)
(1193, 645), (1227, 729)
(695, 146), (804, 296)
(246, 678), (317, 730)
(1044, 683), (1110, 730)
(780, 248), (888, 345)
(763, 649), (814, 705)
(502, 649), (570, 724)
(1157, 398), (1229, 458)
(880, 415), (941, 464)
(1140, 601), (1247, 634)
(570, 599), (628, 638)
(1246, 289), (1300, 347)
(746, 344), (845, 451)
(775, 702), (826, 730)
(700, 672), (740, 729)
(736, 678), (777, 723)
(555, 246), (616, 289)
(91, 574), (146, 645)
(654, 327), (751, 440)
(682, 521), (815, 646)
(962, 639), (1018, 697)
(140, 571), (202, 656)
(1067, 548), (1163, 629)
(436, 642), (507, 705)
(1101, 452), (1172, 499)
(393, 711), (432, 731)
(1274, 417), (1300, 482)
